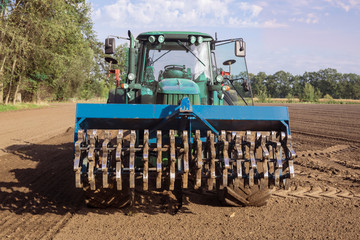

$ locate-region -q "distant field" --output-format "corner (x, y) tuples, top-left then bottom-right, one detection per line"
(253, 97), (360, 104)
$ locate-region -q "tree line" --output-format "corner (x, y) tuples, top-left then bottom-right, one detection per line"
(250, 69), (360, 101)
(0, 0), (110, 104)
(1, 1), (359, 104)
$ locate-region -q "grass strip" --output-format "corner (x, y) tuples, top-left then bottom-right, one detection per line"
(0, 103), (49, 112)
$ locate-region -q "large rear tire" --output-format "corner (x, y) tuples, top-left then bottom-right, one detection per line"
(219, 178), (271, 207)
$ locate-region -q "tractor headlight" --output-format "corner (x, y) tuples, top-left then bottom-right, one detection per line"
(216, 74), (223, 83)
(121, 83), (129, 89)
(197, 36), (203, 44)
(127, 73), (135, 81)
(158, 35), (165, 43)
(222, 85), (230, 91)
(148, 35), (156, 43)
(189, 35), (196, 44)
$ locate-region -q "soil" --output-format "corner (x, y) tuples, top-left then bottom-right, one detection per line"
(0, 103), (359, 240)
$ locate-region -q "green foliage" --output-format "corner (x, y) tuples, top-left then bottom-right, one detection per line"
(0, 102), (47, 112)
(257, 89), (268, 103)
(299, 83), (321, 102)
(251, 72), (267, 96)
(0, 0), (114, 103)
(323, 94), (336, 104)
(286, 93), (294, 103)
(249, 68), (360, 102)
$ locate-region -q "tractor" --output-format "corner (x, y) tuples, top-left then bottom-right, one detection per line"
(73, 31), (295, 208)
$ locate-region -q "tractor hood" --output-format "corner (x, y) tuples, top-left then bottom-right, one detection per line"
(157, 78), (200, 95)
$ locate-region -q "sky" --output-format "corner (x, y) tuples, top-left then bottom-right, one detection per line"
(87, 0), (360, 75)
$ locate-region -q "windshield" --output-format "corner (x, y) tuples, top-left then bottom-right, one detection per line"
(146, 42), (211, 81)
(215, 42), (253, 106)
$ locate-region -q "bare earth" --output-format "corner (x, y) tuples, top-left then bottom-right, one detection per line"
(0, 103), (359, 240)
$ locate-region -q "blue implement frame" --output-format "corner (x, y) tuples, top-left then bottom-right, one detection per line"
(74, 101), (292, 143)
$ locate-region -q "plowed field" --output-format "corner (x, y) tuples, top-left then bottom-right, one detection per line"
(0, 103), (359, 240)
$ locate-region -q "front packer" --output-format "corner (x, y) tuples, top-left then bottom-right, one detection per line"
(73, 99), (296, 207)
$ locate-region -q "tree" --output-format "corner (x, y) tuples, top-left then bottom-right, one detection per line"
(0, 0), (100, 103)
(299, 83), (321, 102)
(250, 72), (267, 97)
(273, 70), (292, 98)
(264, 74), (279, 98)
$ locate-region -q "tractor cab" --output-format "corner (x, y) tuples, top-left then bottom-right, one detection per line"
(106, 31), (252, 106)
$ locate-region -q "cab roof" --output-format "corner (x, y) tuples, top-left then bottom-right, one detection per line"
(137, 31), (213, 41)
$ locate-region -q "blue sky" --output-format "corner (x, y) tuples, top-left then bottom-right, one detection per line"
(88, 0), (360, 75)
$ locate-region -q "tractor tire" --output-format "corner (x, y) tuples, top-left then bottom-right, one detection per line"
(223, 91), (234, 105)
(219, 178), (271, 207)
(84, 183), (131, 208)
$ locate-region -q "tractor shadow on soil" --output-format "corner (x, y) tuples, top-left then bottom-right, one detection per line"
(0, 136), (222, 216)
(0, 141), (84, 215)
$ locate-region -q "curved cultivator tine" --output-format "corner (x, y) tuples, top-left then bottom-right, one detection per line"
(182, 131), (189, 189)
(74, 128), (296, 197)
(143, 130), (149, 191)
(115, 130), (123, 190)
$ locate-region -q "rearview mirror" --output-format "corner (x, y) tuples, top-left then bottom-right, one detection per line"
(235, 40), (246, 57)
(242, 80), (249, 92)
(105, 38), (115, 54)
(210, 41), (215, 50)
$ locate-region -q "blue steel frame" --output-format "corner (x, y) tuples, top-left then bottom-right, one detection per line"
(74, 101), (292, 143)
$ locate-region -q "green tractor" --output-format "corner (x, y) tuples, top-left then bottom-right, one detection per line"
(73, 31), (295, 208)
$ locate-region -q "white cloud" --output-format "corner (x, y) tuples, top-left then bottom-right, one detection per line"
(290, 13), (320, 24)
(324, 0), (360, 12)
(90, 5), (101, 20)
(93, 0), (282, 29)
(262, 19), (288, 28)
(238, 2), (263, 17)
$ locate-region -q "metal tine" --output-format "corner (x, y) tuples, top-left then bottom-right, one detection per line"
(228, 131), (236, 177)
(195, 130), (202, 189)
(274, 169), (280, 187)
(169, 130), (176, 190)
(245, 131), (256, 187)
(270, 131), (282, 187)
(280, 132), (296, 179)
(88, 129), (97, 190)
(220, 131), (229, 189)
(270, 131), (283, 169)
(226, 131), (233, 143)
(281, 132), (296, 160)
(246, 131), (257, 169)
(208, 131), (216, 191)
(234, 132), (243, 179)
(265, 133), (275, 185)
(182, 130), (189, 189)
(74, 129), (85, 188)
(288, 159), (295, 179)
(249, 168), (254, 187)
(116, 130), (123, 190)
(129, 130), (136, 189)
(156, 130), (162, 189)
(257, 132), (269, 185)
(102, 130), (111, 188)
(143, 130), (149, 191)
(74, 129), (84, 171)
(257, 132), (269, 159)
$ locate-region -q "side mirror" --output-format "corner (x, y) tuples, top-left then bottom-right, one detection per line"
(105, 38), (115, 54)
(210, 41), (215, 51)
(242, 80), (249, 92)
(235, 40), (246, 57)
